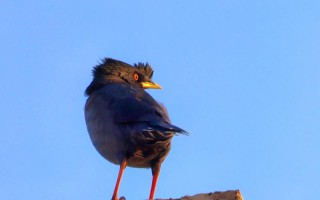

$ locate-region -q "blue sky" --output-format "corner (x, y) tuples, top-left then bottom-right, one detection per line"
(1, 1), (319, 199)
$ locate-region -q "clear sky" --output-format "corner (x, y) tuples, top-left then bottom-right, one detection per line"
(1, 1), (319, 200)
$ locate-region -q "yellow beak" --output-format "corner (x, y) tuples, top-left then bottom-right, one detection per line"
(141, 81), (162, 89)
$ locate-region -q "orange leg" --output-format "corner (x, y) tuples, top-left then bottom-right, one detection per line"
(112, 160), (127, 200)
(149, 167), (160, 200)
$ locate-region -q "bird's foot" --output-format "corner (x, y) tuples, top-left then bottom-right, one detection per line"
(111, 196), (125, 200)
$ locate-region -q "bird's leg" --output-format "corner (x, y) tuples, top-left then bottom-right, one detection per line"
(112, 160), (127, 200)
(149, 166), (160, 200)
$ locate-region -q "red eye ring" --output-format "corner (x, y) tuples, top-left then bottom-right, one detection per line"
(133, 73), (139, 81)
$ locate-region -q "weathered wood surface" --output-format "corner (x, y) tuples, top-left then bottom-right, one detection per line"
(156, 190), (243, 200)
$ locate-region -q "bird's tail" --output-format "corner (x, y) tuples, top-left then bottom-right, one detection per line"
(149, 121), (189, 135)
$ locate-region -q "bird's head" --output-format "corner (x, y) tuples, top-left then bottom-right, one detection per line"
(85, 58), (161, 96)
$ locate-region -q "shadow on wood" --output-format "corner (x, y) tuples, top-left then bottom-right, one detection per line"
(156, 190), (243, 200)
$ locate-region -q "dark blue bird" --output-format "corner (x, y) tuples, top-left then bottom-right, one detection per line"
(84, 58), (187, 200)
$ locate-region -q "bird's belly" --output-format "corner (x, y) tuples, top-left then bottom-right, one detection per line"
(86, 124), (121, 164)
(85, 106), (122, 164)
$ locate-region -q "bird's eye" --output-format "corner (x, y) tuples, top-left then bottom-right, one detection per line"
(133, 73), (139, 81)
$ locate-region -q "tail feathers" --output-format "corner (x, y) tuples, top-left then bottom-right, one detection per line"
(147, 121), (189, 135)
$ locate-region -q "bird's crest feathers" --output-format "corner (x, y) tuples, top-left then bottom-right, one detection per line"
(134, 62), (154, 78)
(92, 58), (154, 79)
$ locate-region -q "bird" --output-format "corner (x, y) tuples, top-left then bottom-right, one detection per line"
(84, 58), (187, 200)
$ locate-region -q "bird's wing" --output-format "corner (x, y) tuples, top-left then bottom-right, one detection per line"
(112, 90), (187, 134)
